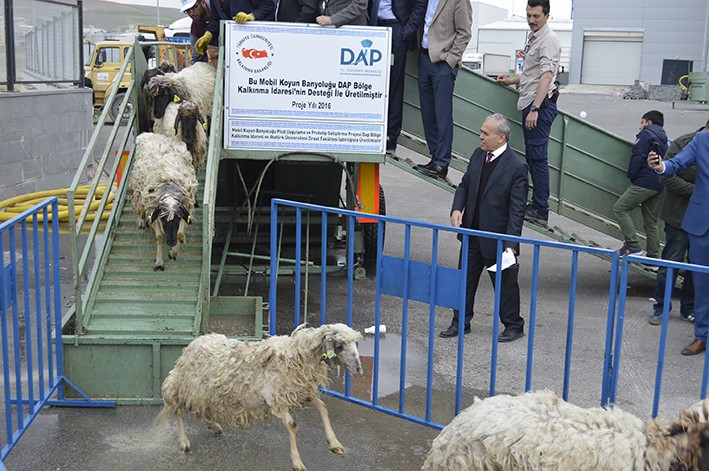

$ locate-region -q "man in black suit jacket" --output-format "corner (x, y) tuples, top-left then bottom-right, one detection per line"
(440, 113), (529, 342)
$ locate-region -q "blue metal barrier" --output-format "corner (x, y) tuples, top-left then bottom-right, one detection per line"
(0, 198), (114, 467)
(269, 198), (623, 430)
(615, 254), (709, 418)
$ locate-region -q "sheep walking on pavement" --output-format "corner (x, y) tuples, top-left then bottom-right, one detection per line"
(422, 390), (709, 471)
(158, 323), (364, 471)
(152, 101), (207, 171)
(127, 133), (197, 271)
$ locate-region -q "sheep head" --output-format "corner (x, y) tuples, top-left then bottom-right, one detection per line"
(173, 101), (205, 145)
(148, 75), (181, 119)
(318, 324), (363, 376)
(648, 404), (709, 471)
(150, 191), (191, 248)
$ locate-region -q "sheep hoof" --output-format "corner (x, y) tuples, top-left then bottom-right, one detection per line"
(169, 253), (176, 260)
(331, 446), (345, 455)
(154, 264), (165, 271)
(180, 443), (190, 453)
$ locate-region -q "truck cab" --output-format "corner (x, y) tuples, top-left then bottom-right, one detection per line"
(84, 40), (133, 122)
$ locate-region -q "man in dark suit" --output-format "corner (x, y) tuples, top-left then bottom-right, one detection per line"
(440, 113), (529, 342)
(369, 0), (425, 153)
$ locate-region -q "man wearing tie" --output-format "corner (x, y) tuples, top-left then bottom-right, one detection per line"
(441, 114), (529, 342)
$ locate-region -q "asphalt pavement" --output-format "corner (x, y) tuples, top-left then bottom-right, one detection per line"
(5, 89), (709, 471)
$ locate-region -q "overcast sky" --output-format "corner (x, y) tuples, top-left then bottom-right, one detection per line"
(105, 0), (574, 19)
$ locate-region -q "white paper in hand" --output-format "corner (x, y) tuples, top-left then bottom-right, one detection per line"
(487, 250), (517, 272)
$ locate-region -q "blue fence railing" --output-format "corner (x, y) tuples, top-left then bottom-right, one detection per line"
(269, 199), (633, 429)
(0, 198), (114, 467)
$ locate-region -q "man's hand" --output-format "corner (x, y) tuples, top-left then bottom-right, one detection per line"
(316, 15), (334, 26)
(496, 75), (512, 85)
(647, 151), (665, 173)
(234, 12), (255, 23)
(195, 31), (212, 55)
(525, 110), (538, 130)
(450, 210), (463, 228)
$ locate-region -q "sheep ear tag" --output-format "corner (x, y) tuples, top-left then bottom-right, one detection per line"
(323, 350), (336, 360)
(173, 95), (181, 103)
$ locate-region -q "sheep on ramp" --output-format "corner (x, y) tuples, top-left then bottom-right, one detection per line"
(127, 133), (197, 271)
(152, 101), (207, 170)
(148, 61), (215, 124)
(159, 323), (364, 471)
(422, 390), (709, 471)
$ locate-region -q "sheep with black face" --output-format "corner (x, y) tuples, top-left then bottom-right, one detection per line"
(127, 132), (197, 271)
(152, 101), (207, 171)
(147, 61), (215, 125)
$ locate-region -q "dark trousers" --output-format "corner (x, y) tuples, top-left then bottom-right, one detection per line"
(385, 21), (408, 151)
(522, 101), (557, 212)
(418, 52), (458, 168)
(452, 237), (524, 332)
(689, 233), (709, 342)
(653, 224), (694, 316)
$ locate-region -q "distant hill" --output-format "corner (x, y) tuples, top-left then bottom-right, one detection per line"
(83, 1), (183, 32)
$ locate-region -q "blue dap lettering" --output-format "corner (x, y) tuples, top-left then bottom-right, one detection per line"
(340, 39), (382, 66)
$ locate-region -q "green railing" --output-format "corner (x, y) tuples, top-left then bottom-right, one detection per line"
(400, 53), (638, 243)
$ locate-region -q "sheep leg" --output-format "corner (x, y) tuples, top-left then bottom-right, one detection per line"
(277, 411), (306, 471)
(311, 396), (344, 455)
(204, 418), (223, 436)
(176, 415), (191, 453)
(154, 233), (165, 271)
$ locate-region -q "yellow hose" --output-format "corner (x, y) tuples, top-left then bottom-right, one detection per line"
(679, 75), (690, 91)
(0, 184), (115, 223)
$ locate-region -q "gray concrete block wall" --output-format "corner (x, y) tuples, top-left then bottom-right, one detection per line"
(0, 89), (93, 201)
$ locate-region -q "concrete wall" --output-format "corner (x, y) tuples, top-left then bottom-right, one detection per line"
(570, 0), (709, 84)
(0, 89), (93, 201)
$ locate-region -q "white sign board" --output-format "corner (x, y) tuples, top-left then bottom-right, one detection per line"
(224, 23), (391, 153)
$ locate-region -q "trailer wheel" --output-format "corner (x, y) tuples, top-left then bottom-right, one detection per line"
(108, 92), (133, 124)
(362, 184), (385, 264)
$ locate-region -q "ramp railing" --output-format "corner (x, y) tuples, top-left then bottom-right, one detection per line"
(269, 199), (623, 429)
(0, 198), (114, 468)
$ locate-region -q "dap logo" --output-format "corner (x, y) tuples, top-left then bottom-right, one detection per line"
(340, 39), (382, 66)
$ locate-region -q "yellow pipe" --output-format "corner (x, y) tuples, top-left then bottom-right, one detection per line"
(0, 184), (114, 223)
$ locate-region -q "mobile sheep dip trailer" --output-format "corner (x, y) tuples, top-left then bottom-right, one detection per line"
(61, 24), (653, 403)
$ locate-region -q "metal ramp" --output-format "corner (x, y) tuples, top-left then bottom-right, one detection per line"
(395, 53), (662, 278)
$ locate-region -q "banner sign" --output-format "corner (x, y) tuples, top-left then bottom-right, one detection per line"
(224, 23), (391, 153)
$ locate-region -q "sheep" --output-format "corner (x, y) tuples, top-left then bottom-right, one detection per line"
(158, 323), (364, 471)
(127, 132), (197, 271)
(147, 61), (215, 125)
(422, 389), (709, 471)
(140, 61), (177, 127)
(152, 101), (207, 171)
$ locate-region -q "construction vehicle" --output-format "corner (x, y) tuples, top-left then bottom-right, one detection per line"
(84, 25), (192, 122)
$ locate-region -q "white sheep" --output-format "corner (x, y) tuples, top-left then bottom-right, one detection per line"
(127, 132), (197, 271)
(152, 101), (207, 171)
(422, 390), (709, 471)
(148, 61), (215, 126)
(158, 323), (364, 471)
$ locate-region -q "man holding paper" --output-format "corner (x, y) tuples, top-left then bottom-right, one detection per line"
(440, 113), (529, 342)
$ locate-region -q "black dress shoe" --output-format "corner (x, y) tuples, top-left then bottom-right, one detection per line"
(439, 325), (471, 338)
(416, 162), (448, 179)
(498, 329), (524, 343)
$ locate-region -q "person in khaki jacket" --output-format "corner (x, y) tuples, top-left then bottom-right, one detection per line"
(414, 0), (472, 180)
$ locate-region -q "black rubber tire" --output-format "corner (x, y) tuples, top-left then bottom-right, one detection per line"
(362, 184), (386, 264)
(108, 92), (132, 124)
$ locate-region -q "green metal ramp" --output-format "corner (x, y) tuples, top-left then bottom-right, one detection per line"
(396, 52), (658, 276)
